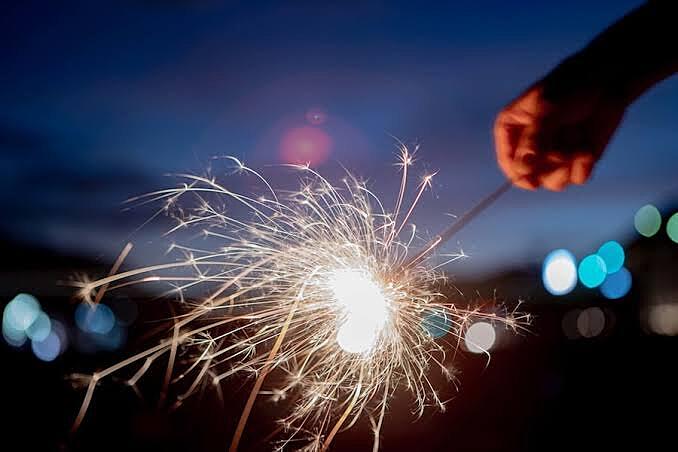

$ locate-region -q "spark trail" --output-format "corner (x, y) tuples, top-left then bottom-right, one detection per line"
(69, 145), (528, 451)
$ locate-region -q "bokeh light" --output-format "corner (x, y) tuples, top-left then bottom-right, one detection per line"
(75, 303), (115, 335)
(596, 241), (625, 274)
(666, 212), (678, 244)
(422, 309), (452, 338)
(3, 293), (41, 330)
(3, 323), (28, 347)
(600, 267), (632, 300)
(578, 254), (607, 288)
(31, 330), (61, 362)
(279, 126), (332, 166)
(75, 319), (127, 353)
(561, 309), (582, 339)
(542, 249), (577, 295)
(25, 311), (51, 342)
(93, 323), (126, 351)
(634, 204), (661, 237)
(50, 319), (69, 354)
(647, 304), (678, 336)
(3, 293), (42, 347)
(464, 322), (496, 354)
(576, 307), (605, 338)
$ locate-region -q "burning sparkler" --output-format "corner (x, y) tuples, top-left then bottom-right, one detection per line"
(69, 144), (528, 451)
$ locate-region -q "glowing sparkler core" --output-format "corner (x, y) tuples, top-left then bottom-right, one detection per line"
(328, 268), (390, 354)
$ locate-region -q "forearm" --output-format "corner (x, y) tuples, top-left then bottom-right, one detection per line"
(577, 0), (678, 103)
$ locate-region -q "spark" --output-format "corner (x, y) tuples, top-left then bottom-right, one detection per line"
(68, 144), (528, 451)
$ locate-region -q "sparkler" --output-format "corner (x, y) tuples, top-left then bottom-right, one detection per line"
(69, 144), (528, 451)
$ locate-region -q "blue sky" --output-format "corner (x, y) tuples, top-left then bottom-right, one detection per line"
(1, 0), (676, 276)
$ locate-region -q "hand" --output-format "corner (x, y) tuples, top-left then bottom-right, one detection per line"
(494, 54), (628, 191)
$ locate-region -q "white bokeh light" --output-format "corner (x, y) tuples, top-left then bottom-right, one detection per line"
(542, 249), (578, 295)
(465, 321), (496, 354)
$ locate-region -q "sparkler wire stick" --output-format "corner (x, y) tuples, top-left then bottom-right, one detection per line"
(70, 242), (133, 433)
(229, 284), (303, 452)
(321, 368), (364, 452)
(404, 181), (512, 268)
(93, 242), (133, 305)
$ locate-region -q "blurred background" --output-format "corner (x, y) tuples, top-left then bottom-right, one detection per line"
(1, 1), (677, 451)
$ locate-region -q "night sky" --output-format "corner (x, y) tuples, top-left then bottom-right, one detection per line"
(2, 0), (676, 277)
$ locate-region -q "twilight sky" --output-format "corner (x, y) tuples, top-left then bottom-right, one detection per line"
(1, 0), (676, 277)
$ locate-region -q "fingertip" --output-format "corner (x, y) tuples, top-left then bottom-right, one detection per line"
(513, 175), (539, 190)
(571, 154), (595, 185)
(543, 178), (567, 192)
(541, 167), (571, 192)
(545, 182), (567, 192)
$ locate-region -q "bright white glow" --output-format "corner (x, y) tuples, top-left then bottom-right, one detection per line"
(336, 317), (380, 354)
(465, 322), (496, 354)
(329, 268), (388, 354)
(542, 249), (577, 295)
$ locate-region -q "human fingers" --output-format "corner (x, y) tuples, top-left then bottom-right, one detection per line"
(540, 165), (571, 191)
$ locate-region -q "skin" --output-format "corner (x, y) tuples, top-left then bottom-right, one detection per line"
(495, 1), (678, 191)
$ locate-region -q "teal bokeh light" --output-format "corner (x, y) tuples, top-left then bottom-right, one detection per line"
(578, 254), (607, 288)
(4, 293), (41, 330)
(2, 323), (27, 347)
(422, 309), (452, 338)
(600, 267), (632, 299)
(597, 241), (625, 274)
(634, 204), (661, 237)
(3, 293), (42, 347)
(667, 213), (678, 244)
(26, 311), (51, 342)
